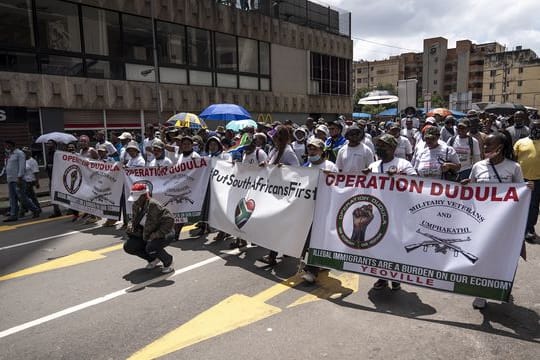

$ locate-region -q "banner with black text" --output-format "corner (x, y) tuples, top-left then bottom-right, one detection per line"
(309, 173), (531, 301)
(209, 159), (319, 257)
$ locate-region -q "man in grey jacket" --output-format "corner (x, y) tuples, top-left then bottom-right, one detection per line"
(3, 140), (41, 222)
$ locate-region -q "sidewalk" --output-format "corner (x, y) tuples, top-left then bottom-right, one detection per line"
(0, 177), (51, 213)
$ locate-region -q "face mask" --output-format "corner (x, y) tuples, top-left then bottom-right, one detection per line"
(530, 127), (540, 140)
(308, 155), (321, 163)
(375, 148), (387, 158)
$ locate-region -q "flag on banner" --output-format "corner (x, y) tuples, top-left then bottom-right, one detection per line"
(123, 157), (210, 223)
(309, 172), (531, 301)
(208, 159), (319, 257)
(50, 151), (124, 219)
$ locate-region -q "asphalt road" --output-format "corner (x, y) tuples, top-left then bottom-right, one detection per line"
(0, 207), (539, 360)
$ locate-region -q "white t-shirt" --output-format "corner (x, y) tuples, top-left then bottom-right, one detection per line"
(469, 159), (524, 183)
(400, 117), (420, 129)
(446, 136), (481, 172)
(412, 143), (460, 179)
(368, 157), (417, 175)
(176, 151), (201, 164)
(362, 137), (375, 155)
(336, 143), (374, 173)
(242, 148), (268, 165)
(143, 137), (156, 162)
(126, 155), (145, 168)
(268, 145), (300, 166)
(24, 157), (39, 182)
(308, 159), (338, 172)
(291, 141), (307, 164)
(394, 136), (413, 159)
(149, 156), (173, 167)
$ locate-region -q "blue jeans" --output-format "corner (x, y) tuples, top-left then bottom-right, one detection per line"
(8, 181), (39, 218)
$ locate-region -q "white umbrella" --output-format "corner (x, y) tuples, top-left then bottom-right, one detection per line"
(358, 94), (399, 105)
(35, 132), (78, 144)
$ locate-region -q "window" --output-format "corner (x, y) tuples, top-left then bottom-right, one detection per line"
(82, 7), (121, 57)
(259, 41), (270, 75)
(238, 37), (258, 73)
(39, 54), (83, 76)
(310, 52), (350, 95)
(36, 0), (81, 52)
(489, 95), (495, 102)
(187, 27), (211, 68)
(0, 0), (35, 48)
(0, 51), (37, 73)
(86, 59), (123, 79)
(518, 80), (523, 86)
(518, 67), (523, 73)
(156, 21), (186, 65)
(215, 32), (237, 71)
(517, 93), (522, 100)
(489, 83), (495, 89)
(490, 70), (496, 77)
(433, 80), (437, 85)
(122, 14), (153, 63)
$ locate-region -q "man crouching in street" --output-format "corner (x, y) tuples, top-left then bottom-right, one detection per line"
(124, 183), (175, 273)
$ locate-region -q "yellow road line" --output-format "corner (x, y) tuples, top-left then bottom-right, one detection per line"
(286, 272), (359, 308)
(252, 273), (304, 302)
(0, 215), (71, 232)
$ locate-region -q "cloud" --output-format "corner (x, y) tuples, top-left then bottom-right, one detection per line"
(324, 0), (540, 60)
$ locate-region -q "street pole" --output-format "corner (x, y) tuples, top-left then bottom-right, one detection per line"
(150, 0), (162, 125)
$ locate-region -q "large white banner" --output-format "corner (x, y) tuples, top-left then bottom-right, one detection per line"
(123, 157), (210, 223)
(309, 173), (531, 301)
(209, 159), (319, 257)
(51, 151), (124, 219)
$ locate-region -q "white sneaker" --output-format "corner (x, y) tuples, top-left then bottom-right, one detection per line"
(302, 271), (316, 284)
(145, 259), (161, 269)
(161, 266), (174, 274)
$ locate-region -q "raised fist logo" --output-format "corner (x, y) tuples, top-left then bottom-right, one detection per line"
(351, 204), (374, 245)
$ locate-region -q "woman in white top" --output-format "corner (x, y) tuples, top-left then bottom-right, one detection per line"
(148, 140), (173, 167)
(464, 130), (530, 310)
(412, 126), (460, 180)
(125, 141), (145, 167)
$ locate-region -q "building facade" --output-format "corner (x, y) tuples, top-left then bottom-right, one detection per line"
(482, 47), (540, 108)
(352, 56), (401, 95)
(0, 0), (353, 164)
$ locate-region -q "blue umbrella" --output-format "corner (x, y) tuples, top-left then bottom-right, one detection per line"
(226, 119), (257, 132)
(378, 108), (398, 116)
(352, 112), (372, 119)
(199, 103), (251, 121)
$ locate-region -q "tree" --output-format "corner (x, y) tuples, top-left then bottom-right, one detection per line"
(417, 93), (447, 109)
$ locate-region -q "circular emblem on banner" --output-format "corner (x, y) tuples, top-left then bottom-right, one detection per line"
(63, 165), (83, 194)
(336, 194), (388, 249)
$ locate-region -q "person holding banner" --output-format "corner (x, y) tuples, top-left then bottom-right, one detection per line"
(124, 183), (175, 274)
(412, 126), (460, 180)
(464, 130), (529, 309)
(366, 134), (417, 290)
(260, 125), (300, 265)
(335, 125), (374, 173)
(125, 141), (145, 167)
(148, 140), (173, 167)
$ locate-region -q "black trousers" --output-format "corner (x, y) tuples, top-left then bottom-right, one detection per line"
(526, 179), (540, 234)
(124, 233), (174, 267)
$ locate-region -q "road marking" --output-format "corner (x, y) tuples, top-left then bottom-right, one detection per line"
(0, 215), (71, 232)
(286, 272), (359, 308)
(0, 225), (198, 281)
(0, 225), (102, 251)
(0, 252), (231, 339)
(127, 274), (304, 360)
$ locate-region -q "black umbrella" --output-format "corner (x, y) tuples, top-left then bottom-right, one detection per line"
(484, 103), (526, 116)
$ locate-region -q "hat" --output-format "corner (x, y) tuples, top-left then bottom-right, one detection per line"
(389, 122), (401, 130)
(254, 132), (267, 143)
(307, 138), (325, 149)
(444, 115), (456, 123)
(345, 125), (362, 135)
(22, 146), (31, 153)
(327, 120), (343, 130)
(458, 119), (471, 128)
(425, 117), (436, 125)
(293, 127), (307, 141)
(377, 134), (398, 148)
(192, 135), (203, 144)
(467, 109), (478, 117)
(205, 136), (223, 153)
(118, 132), (132, 140)
(151, 139), (165, 149)
(315, 125), (329, 137)
(97, 144), (108, 152)
(216, 125), (226, 133)
(423, 126), (440, 137)
(128, 183), (149, 201)
(125, 141), (140, 152)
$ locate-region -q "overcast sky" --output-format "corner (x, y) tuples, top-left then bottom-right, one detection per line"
(324, 0), (540, 61)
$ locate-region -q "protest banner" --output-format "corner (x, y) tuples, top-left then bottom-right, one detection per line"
(208, 159), (319, 257)
(51, 151), (124, 219)
(309, 173), (531, 301)
(123, 157), (210, 223)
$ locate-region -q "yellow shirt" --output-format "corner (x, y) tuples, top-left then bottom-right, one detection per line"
(514, 138), (540, 180)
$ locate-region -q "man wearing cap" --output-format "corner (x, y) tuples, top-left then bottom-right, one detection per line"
(125, 141), (145, 167)
(447, 119), (481, 180)
(507, 111), (530, 145)
(124, 183), (175, 273)
(412, 126), (460, 179)
(97, 144), (114, 163)
(336, 126), (374, 173)
(367, 134), (416, 290)
(466, 111), (488, 158)
(440, 116), (457, 143)
(3, 141), (40, 221)
(148, 139), (173, 167)
(315, 125), (329, 142)
(95, 130), (118, 161)
(78, 135), (98, 160)
(514, 119), (540, 243)
(387, 122), (413, 160)
(176, 135), (201, 164)
(324, 121), (347, 163)
(400, 106), (420, 129)
(118, 132), (133, 165)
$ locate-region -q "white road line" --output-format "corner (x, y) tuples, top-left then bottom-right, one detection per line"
(0, 252), (235, 339)
(0, 225), (102, 251)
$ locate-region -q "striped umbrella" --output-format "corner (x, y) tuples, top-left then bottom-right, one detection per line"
(166, 112), (207, 129)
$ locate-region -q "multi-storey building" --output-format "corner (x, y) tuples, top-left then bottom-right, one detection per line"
(352, 56), (401, 94)
(0, 0), (352, 164)
(482, 47), (540, 108)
